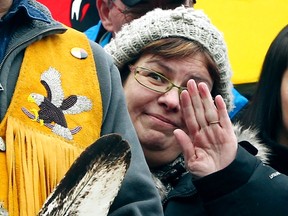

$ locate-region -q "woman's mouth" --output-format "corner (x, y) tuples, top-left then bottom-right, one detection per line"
(147, 113), (178, 128)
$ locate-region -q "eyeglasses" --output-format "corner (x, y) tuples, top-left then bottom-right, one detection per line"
(111, 0), (128, 14)
(131, 66), (187, 95)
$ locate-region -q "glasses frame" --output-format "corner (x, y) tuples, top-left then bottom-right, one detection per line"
(131, 65), (187, 95)
(111, 0), (128, 14)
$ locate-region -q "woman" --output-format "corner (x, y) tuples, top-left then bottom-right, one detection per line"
(105, 6), (288, 215)
(239, 25), (288, 175)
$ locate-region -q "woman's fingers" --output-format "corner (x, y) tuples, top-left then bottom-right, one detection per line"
(182, 80), (220, 130)
(186, 80), (207, 128)
(174, 129), (196, 163)
(198, 82), (219, 125)
(214, 95), (232, 129)
(180, 88), (199, 135)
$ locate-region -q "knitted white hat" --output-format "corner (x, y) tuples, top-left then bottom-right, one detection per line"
(105, 6), (234, 111)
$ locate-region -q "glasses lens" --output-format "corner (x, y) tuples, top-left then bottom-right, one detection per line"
(135, 67), (171, 93)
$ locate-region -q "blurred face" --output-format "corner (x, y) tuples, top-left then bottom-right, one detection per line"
(101, 0), (195, 35)
(279, 68), (288, 145)
(0, 0), (13, 18)
(107, 0), (134, 34)
(123, 54), (213, 167)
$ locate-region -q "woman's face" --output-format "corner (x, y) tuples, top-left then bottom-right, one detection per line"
(123, 54), (213, 167)
(279, 68), (288, 145)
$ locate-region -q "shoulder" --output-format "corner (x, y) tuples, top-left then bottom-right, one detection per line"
(88, 40), (124, 115)
(89, 40), (114, 65)
(88, 40), (118, 84)
(233, 123), (270, 163)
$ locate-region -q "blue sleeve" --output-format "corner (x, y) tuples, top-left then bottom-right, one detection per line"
(84, 21), (112, 47)
(229, 88), (248, 119)
(84, 21), (102, 41)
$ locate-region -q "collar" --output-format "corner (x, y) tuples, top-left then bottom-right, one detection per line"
(151, 155), (188, 194)
(1, 0), (50, 23)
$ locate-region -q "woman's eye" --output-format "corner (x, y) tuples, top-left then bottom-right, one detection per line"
(147, 72), (163, 82)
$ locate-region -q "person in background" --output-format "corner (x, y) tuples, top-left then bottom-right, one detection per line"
(85, 0), (196, 46)
(105, 6), (288, 215)
(0, 0), (163, 215)
(239, 25), (288, 176)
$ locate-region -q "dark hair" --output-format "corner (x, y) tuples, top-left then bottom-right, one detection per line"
(121, 37), (221, 98)
(122, 0), (195, 19)
(240, 25), (288, 140)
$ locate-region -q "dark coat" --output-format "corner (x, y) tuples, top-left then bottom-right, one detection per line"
(163, 145), (288, 215)
(158, 125), (288, 216)
(261, 132), (288, 176)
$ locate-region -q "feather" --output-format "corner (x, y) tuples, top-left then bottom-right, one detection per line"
(41, 67), (65, 107)
(38, 133), (131, 216)
(62, 95), (92, 114)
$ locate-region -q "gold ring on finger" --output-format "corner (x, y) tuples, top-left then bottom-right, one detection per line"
(209, 120), (220, 125)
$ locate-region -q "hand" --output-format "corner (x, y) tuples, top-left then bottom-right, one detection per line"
(174, 80), (237, 177)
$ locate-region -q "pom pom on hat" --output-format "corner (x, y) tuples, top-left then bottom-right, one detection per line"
(105, 6), (234, 112)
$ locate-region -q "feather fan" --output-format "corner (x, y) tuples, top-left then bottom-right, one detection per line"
(38, 133), (131, 216)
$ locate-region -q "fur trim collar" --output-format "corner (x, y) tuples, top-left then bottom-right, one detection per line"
(233, 123), (270, 164)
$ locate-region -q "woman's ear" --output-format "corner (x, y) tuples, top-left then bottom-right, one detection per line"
(97, 0), (114, 32)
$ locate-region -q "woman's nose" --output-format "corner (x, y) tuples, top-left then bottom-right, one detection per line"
(158, 87), (181, 112)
